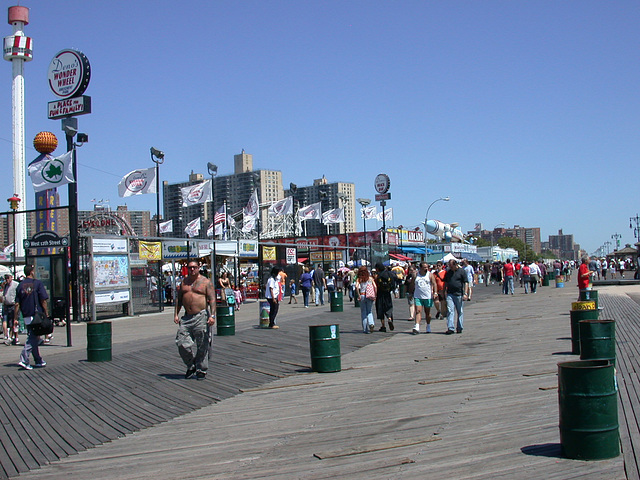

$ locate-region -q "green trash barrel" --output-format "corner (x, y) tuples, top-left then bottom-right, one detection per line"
(579, 319), (615, 366)
(570, 305), (599, 355)
(216, 305), (235, 336)
(309, 324), (341, 373)
(579, 290), (599, 309)
(549, 271), (556, 280)
(558, 359), (619, 460)
(542, 274), (550, 287)
(259, 300), (270, 329)
(399, 284), (406, 299)
(330, 291), (343, 312)
(87, 321), (112, 362)
(354, 295), (360, 307)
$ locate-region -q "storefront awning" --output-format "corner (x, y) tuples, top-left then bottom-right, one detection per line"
(460, 252), (484, 262)
(389, 253), (412, 262)
(399, 246), (433, 254)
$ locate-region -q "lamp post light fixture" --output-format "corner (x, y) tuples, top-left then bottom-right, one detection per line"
(207, 161), (221, 281)
(7, 194), (20, 277)
(611, 232), (622, 251)
(357, 197), (371, 265)
(630, 214), (640, 240)
(150, 147), (164, 236)
(423, 196), (449, 259)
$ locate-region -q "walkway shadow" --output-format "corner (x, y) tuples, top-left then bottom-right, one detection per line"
(552, 351), (574, 356)
(158, 373), (187, 380)
(521, 443), (562, 458)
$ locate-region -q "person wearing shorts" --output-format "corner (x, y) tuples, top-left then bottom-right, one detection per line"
(412, 262), (438, 335)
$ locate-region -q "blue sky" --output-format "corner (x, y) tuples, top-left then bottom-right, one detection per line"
(1, 0), (638, 254)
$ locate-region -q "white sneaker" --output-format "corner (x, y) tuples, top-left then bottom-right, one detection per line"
(18, 361), (33, 370)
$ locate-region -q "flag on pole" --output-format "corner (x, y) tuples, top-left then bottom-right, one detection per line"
(28, 151), (75, 192)
(214, 204), (226, 224)
(268, 196), (293, 217)
(376, 208), (393, 222)
(322, 208), (345, 224)
(243, 189), (259, 219)
(181, 180), (211, 207)
(297, 202), (322, 221)
(159, 219), (173, 233)
(206, 223), (214, 237)
(361, 205), (377, 220)
(242, 217), (256, 232)
(117, 167), (157, 197)
(184, 217), (201, 237)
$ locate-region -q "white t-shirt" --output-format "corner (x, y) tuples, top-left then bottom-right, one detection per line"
(266, 277), (280, 299)
(414, 272), (433, 300)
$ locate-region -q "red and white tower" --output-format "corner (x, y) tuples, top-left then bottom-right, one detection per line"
(3, 6), (32, 258)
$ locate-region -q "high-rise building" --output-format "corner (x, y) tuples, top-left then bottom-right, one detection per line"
(287, 175), (356, 237)
(472, 225), (541, 253)
(548, 229), (577, 260)
(163, 151), (284, 238)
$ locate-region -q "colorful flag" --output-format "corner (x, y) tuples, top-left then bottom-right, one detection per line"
(184, 217), (201, 237)
(376, 208), (393, 222)
(322, 208), (345, 224)
(159, 219), (173, 233)
(361, 205), (377, 220)
(214, 204), (226, 224)
(206, 223), (214, 237)
(117, 167), (156, 197)
(268, 196), (293, 217)
(297, 202), (322, 221)
(28, 151), (74, 192)
(181, 180), (211, 207)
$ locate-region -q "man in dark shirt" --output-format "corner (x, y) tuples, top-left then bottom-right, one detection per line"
(443, 259), (469, 334)
(312, 265), (326, 306)
(14, 265), (49, 370)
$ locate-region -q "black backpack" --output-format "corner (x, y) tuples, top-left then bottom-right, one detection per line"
(377, 272), (393, 293)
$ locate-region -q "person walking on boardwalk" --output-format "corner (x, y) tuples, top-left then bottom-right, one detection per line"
(412, 262), (438, 334)
(528, 260), (541, 293)
(502, 259), (515, 295)
(312, 265), (326, 306)
(577, 256), (593, 299)
(355, 266), (376, 333)
(15, 265), (49, 370)
(2, 274), (19, 345)
(299, 266), (313, 308)
(404, 264), (417, 322)
(265, 267), (282, 329)
(443, 259), (469, 334)
(374, 263), (396, 332)
(174, 261), (216, 380)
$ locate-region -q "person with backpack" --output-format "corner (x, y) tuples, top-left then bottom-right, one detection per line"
(374, 263), (396, 332)
(14, 265), (49, 370)
(355, 266), (376, 333)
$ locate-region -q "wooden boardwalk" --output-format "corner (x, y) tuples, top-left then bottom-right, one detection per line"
(2, 283), (638, 479)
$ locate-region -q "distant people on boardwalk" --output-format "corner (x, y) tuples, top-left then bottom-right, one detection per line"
(462, 259), (475, 300)
(299, 267), (313, 308)
(374, 264), (396, 332)
(325, 268), (336, 295)
(2, 274), (19, 345)
(434, 261), (447, 319)
(174, 260), (216, 380)
(264, 267), (282, 329)
(355, 266), (376, 333)
(443, 259), (469, 334)
(528, 261), (541, 293)
(313, 265), (326, 306)
(412, 262), (438, 335)
(404, 264), (416, 321)
(502, 259), (515, 295)
(288, 279), (298, 304)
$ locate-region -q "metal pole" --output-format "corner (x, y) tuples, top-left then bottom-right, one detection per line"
(67, 133), (79, 337)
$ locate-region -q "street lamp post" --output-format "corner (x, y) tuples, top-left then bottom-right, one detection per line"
(207, 162), (218, 284)
(150, 147), (164, 236)
(290, 182), (298, 239)
(630, 214), (640, 241)
(7, 194), (20, 277)
(357, 197), (371, 266)
(611, 232), (622, 251)
(423, 196), (449, 258)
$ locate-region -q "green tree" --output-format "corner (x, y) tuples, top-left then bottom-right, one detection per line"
(474, 237), (491, 247)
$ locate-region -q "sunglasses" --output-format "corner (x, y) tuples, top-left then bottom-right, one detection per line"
(188, 266), (199, 269)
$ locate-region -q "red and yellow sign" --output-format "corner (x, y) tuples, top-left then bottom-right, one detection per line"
(263, 246), (276, 261)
